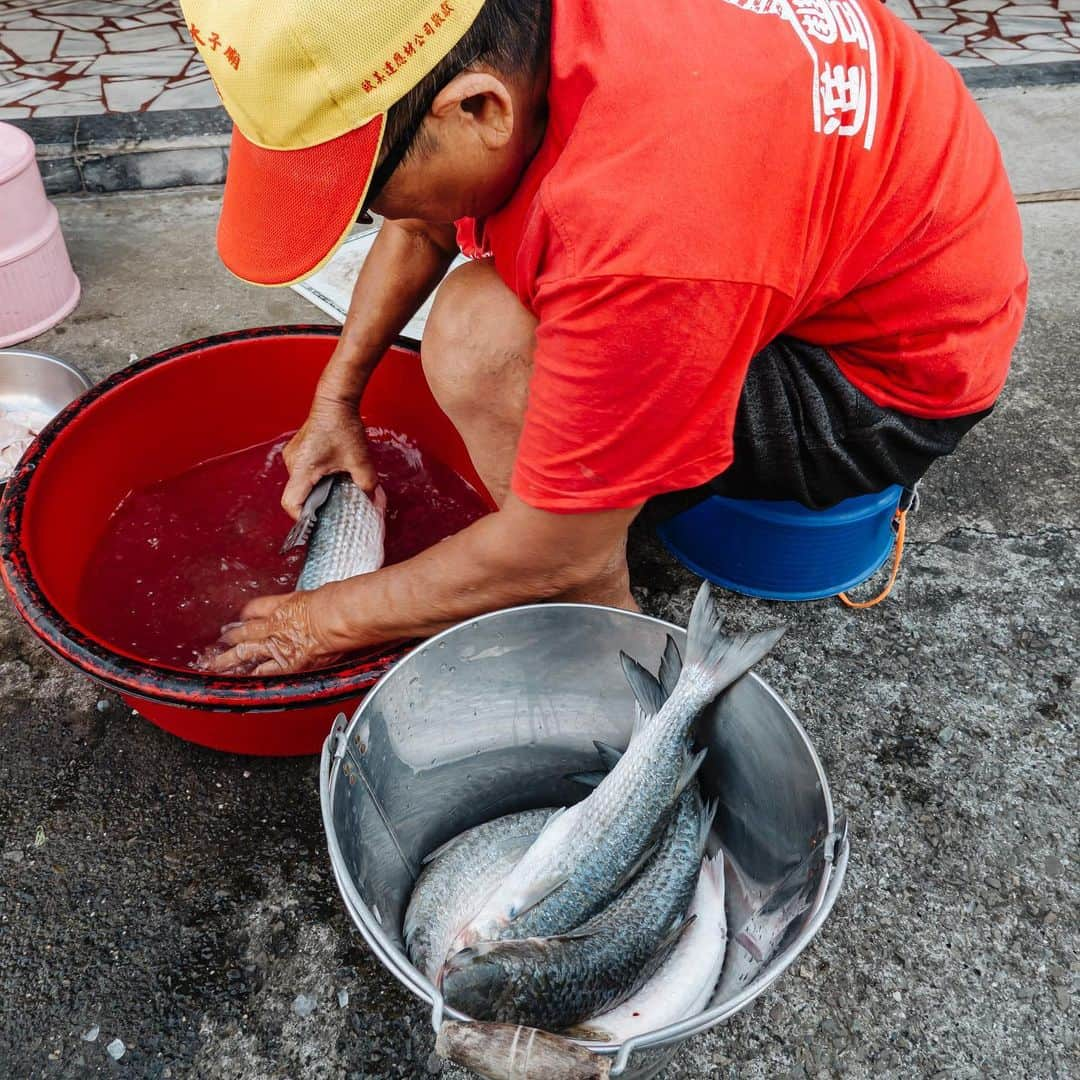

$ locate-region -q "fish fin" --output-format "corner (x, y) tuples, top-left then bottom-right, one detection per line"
(619, 651), (666, 718)
(371, 483), (387, 514)
(733, 930), (765, 964)
(548, 926), (599, 943)
(565, 770), (605, 790)
(612, 839), (661, 893)
(444, 940), (500, 965)
(697, 798), (720, 858)
(536, 805), (567, 836)
(420, 830), (470, 866)
(632, 702), (648, 738)
(684, 583), (786, 700)
(701, 849), (726, 900)
(674, 747), (709, 798)
(507, 869), (570, 922)
(592, 740), (625, 771)
(659, 633), (684, 697)
(456, 924), (598, 965)
(650, 913), (698, 967)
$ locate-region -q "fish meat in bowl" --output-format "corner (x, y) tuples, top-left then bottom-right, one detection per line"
(0, 348), (90, 484)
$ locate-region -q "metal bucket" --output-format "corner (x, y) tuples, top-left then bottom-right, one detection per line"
(321, 604), (849, 1078)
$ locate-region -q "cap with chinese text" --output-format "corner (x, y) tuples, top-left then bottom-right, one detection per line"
(179, 0), (485, 286)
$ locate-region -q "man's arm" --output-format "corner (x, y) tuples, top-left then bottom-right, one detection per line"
(281, 217), (459, 517)
(211, 497), (641, 674)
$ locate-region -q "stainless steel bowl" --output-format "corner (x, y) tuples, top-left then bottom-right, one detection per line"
(0, 349), (90, 484)
(321, 603), (848, 1079)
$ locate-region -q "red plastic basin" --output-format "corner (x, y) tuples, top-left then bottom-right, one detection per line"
(0, 326), (491, 756)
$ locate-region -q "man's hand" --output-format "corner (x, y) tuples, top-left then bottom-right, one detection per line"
(281, 394), (377, 520)
(279, 219), (459, 521)
(209, 590), (348, 676)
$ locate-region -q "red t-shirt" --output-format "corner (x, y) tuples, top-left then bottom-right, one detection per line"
(456, 0), (1028, 512)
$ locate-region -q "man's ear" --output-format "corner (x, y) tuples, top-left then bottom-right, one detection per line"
(430, 71), (514, 149)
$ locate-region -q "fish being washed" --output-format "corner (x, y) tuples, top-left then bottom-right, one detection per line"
(451, 583), (784, 952)
(441, 788), (714, 1031)
(290, 476), (386, 591)
(404, 808), (553, 984)
(571, 851), (727, 1042)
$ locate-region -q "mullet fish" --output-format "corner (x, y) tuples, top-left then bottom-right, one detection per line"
(282, 475), (386, 591)
(441, 788), (715, 1031)
(450, 583), (784, 952)
(571, 851), (727, 1042)
(405, 808), (553, 984)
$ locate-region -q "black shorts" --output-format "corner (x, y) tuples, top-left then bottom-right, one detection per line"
(644, 338), (993, 523)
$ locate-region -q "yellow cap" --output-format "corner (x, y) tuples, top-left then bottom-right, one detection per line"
(178, 0), (485, 284)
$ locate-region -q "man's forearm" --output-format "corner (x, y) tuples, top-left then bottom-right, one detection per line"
(313, 497), (639, 650)
(318, 218), (459, 404)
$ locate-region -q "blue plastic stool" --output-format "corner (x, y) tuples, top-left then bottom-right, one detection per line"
(656, 485), (904, 601)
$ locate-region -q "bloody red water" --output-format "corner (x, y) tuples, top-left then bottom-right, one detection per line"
(78, 427), (490, 672)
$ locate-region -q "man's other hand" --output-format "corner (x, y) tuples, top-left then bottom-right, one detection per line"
(208, 589), (348, 676)
(281, 394), (377, 520)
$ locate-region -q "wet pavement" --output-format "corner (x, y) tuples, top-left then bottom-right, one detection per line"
(1, 171), (1077, 1075)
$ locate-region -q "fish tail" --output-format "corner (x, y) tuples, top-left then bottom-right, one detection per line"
(683, 582), (786, 700)
(697, 798), (719, 858)
(701, 849), (726, 898)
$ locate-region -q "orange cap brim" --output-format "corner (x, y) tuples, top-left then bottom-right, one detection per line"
(217, 116), (385, 287)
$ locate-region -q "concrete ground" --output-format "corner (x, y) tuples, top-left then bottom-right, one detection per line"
(2, 96), (1078, 1079)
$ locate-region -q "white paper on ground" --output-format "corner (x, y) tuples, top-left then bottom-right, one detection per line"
(291, 222), (470, 341)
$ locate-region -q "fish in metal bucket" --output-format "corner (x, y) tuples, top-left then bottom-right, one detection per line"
(441, 787), (715, 1030)
(449, 585), (784, 954)
(404, 808), (554, 984)
(570, 849), (728, 1043)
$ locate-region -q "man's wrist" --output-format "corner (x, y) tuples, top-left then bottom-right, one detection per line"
(310, 578), (380, 654)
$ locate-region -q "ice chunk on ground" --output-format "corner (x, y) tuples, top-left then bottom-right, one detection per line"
(291, 993), (317, 1018)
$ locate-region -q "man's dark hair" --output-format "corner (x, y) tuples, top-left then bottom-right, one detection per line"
(367, 0), (550, 203)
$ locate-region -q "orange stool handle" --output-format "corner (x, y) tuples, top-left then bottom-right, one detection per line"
(838, 507), (908, 609)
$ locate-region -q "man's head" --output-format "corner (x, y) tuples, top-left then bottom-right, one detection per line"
(368, 0), (549, 222)
(180, 0), (549, 286)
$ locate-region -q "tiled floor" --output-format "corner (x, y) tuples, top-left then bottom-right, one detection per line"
(0, 0), (1078, 121)
(885, 0), (1080, 68)
(0, 0), (214, 119)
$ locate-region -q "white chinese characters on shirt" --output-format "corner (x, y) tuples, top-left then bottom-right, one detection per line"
(721, 0), (879, 151)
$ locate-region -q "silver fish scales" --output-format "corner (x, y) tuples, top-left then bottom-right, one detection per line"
(450, 583), (785, 953)
(404, 808), (553, 984)
(293, 477), (386, 591)
(571, 850), (727, 1042)
(440, 787), (714, 1031)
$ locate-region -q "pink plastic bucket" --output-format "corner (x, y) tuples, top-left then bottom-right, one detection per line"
(0, 122), (80, 347)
